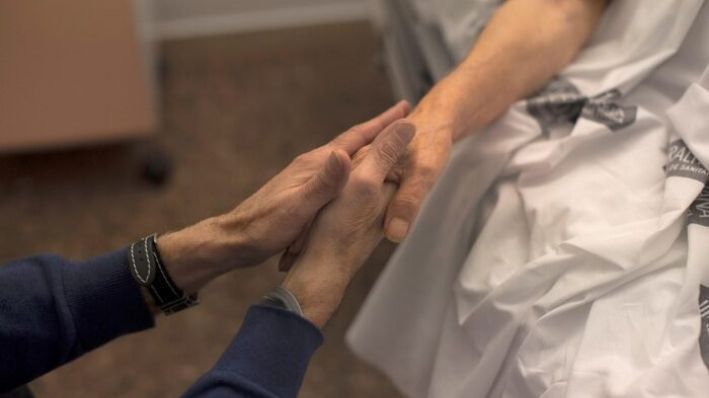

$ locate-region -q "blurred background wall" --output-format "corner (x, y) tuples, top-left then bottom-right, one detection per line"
(154, 0), (367, 39)
(0, 0), (369, 154)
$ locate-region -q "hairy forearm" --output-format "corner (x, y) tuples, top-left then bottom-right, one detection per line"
(415, 0), (607, 141)
(156, 217), (244, 294)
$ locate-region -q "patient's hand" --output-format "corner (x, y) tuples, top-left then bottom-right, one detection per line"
(281, 121), (415, 328)
(383, 105), (453, 243)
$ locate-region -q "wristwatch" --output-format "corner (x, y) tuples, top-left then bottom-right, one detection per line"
(128, 234), (199, 315)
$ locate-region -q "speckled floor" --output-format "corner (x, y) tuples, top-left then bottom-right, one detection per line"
(0, 22), (404, 398)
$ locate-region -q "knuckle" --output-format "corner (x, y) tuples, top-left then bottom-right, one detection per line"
(291, 152), (311, 166)
(331, 132), (349, 146)
(353, 213), (380, 234)
(280, 202), (302, 219)
(351, 146), (370, 166)
(415, 163), (437, 182)
(370, 118), (385, 132)
(346, 125), (364, 136)
(392, 195), (419, 215)
(304, 174), (334, 199)
(384, 167), (403, 184)
(350, 174), (379, 197)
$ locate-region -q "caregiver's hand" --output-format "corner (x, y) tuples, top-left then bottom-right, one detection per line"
(281, 121), (415, 328)
(154, 101), (409, 294)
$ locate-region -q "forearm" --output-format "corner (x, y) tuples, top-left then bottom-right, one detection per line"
(157, 217), (250, 295)
(415, 0), (607, 141)
(141, 218), (340, 320)
(130, 216), (253, 315)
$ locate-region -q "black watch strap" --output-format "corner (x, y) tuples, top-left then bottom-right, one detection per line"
(128, 234), (199, 315)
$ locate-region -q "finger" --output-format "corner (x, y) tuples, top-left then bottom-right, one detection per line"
(384, 152), (409, 184)
(379, 183), (398, 214)
(357, 121), (415, 183)
(331, 100), (410, 155)
(384, 170), (436, 242)
(383, 166), (404, 184)
(300, 149), (351, 210)
(351, 145), (408, 183)
(350, 145), (370, 169)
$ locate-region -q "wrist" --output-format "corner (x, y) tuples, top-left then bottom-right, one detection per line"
(408, 107), (456, 144)
(211, 210), (268, 266)
(413, 70), (487, 142)
(155, 216), (253, 294)
(281, 276), (346, 329)
(280, 250), (350, 329)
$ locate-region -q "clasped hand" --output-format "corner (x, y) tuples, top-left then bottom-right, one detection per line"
(157, 101), (414, 327)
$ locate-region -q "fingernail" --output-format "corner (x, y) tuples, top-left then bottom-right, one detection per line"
(387, 218), (409, 242)
(394, 122), (416, 144)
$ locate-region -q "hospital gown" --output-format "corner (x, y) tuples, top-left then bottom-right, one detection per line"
(348, 2), (709, 397)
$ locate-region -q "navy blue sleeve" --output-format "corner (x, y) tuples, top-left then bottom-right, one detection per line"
(184, 305), (323, 398)
(0, 250), (155, 392)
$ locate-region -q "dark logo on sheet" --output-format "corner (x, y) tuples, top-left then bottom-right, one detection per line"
(580, 90), (638, 130)
(699, 285), (709, 369)
(527, 77), (637, 133)
(667, 140), (709, 183)
(689, 184), (709, 227)
(526, 78), (585, 128)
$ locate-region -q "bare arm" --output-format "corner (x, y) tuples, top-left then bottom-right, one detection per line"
(384, 0), (608, 241)
(420, 0), (606, 140)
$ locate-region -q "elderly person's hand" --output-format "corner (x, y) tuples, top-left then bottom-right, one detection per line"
(382, 105), (453, 242)
(155, 101), (409, 294)
(281, 121), (415, 328)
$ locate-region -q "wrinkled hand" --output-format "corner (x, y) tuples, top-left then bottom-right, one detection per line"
(383, 109), (452, 242)
(220, 101), (410, 267)
(156, 101), (410, 289)
(279, 137), (410, 271)
(281, 121), (415, 328)
(278, 107), (452, 269)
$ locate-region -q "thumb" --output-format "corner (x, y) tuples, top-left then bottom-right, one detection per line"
(384, 172), (434, 242)
(357, 121), (415, 182)
(301, 149), (351, 209)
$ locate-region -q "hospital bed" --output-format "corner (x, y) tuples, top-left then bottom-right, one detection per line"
(370, 0), (456, 103)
